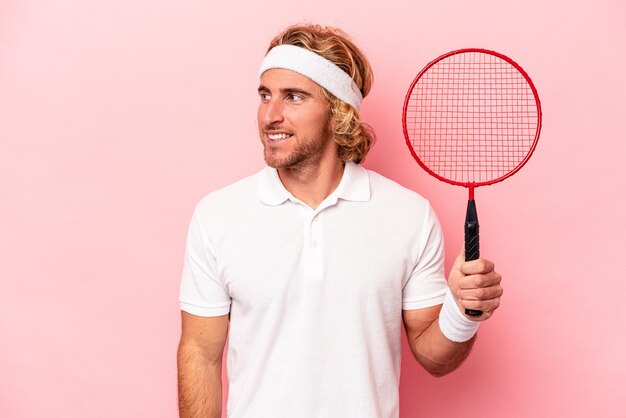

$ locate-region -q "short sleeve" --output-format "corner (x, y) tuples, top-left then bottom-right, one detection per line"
(402, 203), (448, 310)
(179, 206), (231, 316)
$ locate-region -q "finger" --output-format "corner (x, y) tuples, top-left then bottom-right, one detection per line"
(460, 258), (495, 275)
(458, 284), (503, 301)
(460, 297), (501, 316)
(458, 272), (502, 289)
(451, 251), (464, 271)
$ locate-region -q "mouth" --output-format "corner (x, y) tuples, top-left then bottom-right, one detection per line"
(266, 131), (294, 143)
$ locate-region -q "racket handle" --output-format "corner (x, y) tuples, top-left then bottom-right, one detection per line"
(464, 199), (482, 316)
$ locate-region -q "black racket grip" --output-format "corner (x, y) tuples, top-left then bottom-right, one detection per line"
(464, 200), (482, 316)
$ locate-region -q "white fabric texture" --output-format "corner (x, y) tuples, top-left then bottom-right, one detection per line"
(438, 287), (480, 342)
(259, 44), (363, 110)
(179, 162), (448, 418)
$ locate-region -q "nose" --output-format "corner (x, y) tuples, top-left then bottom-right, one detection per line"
(262, 98), (284, 126)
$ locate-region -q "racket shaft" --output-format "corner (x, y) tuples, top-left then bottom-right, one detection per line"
(464, 200), (482, 316)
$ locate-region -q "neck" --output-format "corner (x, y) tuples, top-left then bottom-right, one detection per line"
(277, 158), (345, 210)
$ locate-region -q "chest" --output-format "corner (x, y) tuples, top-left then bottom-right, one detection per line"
(214, 205), (415, 312)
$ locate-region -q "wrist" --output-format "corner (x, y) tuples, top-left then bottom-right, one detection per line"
(438, 287), (479, 343)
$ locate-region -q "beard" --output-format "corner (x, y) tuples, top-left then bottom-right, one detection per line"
(262, 120), (333, 170)
(264, 137), (326, 169)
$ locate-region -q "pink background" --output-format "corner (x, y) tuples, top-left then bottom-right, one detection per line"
(2, 0), (625, 417)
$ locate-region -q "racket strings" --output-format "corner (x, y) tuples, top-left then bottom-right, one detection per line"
(406, 51), (539, 184)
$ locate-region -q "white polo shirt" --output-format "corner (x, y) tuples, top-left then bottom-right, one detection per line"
(180, 162), (448, 418)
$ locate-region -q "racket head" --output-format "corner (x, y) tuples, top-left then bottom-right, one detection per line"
(402, 48), (542, 188)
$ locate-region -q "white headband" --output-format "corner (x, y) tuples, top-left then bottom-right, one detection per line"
(258, 44), (363, 110)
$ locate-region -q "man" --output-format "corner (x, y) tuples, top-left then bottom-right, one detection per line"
(177, 24), (503, 418)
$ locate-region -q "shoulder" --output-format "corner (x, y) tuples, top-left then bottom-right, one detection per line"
(359, 167), (442, 249)
(194, 169), (263, 219)
(365, 167), (431, 210)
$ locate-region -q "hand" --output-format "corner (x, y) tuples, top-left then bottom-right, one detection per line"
(447, 251), (503, 321)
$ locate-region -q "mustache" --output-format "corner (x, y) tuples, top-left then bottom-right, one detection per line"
(263, 123), (293, 133)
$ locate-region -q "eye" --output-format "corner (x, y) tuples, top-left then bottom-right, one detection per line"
(259, 92), (271, 102)
(287, 93), (303, 102)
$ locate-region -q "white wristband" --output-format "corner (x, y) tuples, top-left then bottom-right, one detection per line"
(438, 288), (479, 343)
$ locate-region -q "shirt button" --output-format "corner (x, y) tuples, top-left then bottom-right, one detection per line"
(312, 241), (318, 248)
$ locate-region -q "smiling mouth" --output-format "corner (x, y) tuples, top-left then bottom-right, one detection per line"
(267, 132), (294, 142)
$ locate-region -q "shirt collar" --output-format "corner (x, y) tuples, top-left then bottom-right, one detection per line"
(257, 161), (371, 206)
(257, 165), (291, 206)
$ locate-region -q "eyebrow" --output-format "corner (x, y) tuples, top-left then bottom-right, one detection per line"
(257, 85), (314, 97)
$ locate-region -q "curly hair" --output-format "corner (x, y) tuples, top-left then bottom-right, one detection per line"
(267, 24), (376, 164)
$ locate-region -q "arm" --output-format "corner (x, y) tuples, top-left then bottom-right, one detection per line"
(403, 305), (475, 377)
(403, 253), (502, 377)
(177, 311), (229, 418)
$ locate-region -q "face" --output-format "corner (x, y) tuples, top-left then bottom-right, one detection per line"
(257, 69), (335, 170)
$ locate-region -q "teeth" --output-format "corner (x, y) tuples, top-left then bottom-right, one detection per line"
(268, 133), (292, 141)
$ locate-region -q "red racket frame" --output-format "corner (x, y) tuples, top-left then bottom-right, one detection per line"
(401, 48), (542, 199)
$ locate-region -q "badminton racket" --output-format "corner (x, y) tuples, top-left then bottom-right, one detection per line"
(402, 49), (542, 316)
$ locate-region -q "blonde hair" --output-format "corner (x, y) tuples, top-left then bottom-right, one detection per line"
(268, 24), (376, 164)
